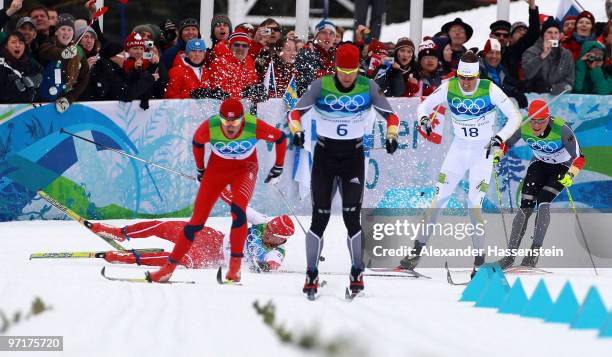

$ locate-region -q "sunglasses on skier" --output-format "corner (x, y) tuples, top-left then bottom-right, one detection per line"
(220, 116), (244, 127)
(457, 75), (478, 81)
(232, 43), (249, 49)
(336, 67), (359, 75)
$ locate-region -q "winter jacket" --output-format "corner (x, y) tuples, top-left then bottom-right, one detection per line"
(376, 64), (420, 97)
(209, 50), (258, 99)
(573, 41), (612, 95)
(562, 32), (597, 61)
(522, 38), (575, 94)
(165, 57), (210, 99)
(295, 42), (335, 95)
(479, 59), (528, 108)
(161, 37), (186, 70)
(0, 47), (43, 103)
(264, 54), (297, 99)
(503, 5), (540, 81)
(78, 56), (130, 101)
(38, 38), (90, 102)
(122, 57), (168, 109)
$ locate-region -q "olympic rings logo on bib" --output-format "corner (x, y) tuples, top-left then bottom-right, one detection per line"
(213, 140), (254, 154)
(525, 138), (559, 153)
(451, 97), (487, 115)
(323, 94), (366, 112)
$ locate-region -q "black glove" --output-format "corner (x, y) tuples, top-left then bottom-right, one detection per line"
(196, 167), (205, 182)
(385, 138), (398, 154)
(292, 131), (305, 148)
(419, 116), (432, 136)
(160, 19), (177, 43)
(265, 165), (283, 184)
(484, 135), (503, 159)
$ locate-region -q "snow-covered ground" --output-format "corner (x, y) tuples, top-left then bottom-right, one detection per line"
(2, 216), (612, 357)
(371, 0), (609, 48)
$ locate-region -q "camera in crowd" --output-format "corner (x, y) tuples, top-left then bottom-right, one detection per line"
(144, 40), (155, 49)
(585, 53), (604, 62)
(549, 39), (559, 48)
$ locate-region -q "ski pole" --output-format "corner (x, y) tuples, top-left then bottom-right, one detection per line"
(566, 187), (598, 275)
(519, 88), (570, 127)
(493, 169), (509, 246)
(272, 185), (307, 236)
(61, 128), (197, 181)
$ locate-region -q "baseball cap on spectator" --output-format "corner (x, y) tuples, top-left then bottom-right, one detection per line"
(186, 38), (206, 54)
(490, 20), (511, 33)
(510, 21), (528, 36)
(315, 18), (336, 35)
(124, 31), (145, 51)
(56, 13), (75, 32)
(335, 43), (360, 69)
(235, 23), (255, 39)
(441, 18), (473, 41)
(75, 19), (97, 41)
(228, 29), (251, 46)
(16, 17), (36, 30)
(541, 16), (562, 36)
(576, 11), (596, 28)
(481, 38), (502, 56)
(418, 39), (438, 61)
(368, 39), (388, 56)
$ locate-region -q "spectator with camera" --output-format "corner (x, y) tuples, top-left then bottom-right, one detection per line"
(78, 42), (129, 101)
(573, 41), (611, 94)
(122, 32), (166, 109)
(376, 37), (420, 97)
(209, 29), (258, 100)
(161, 17), (201, 70)
(295, 18), (337, 95)
(522, 17), (574, 94)
(38, 14), (90, 109)
(165, 39), (210, 99)
(562, 11), (597, 61)
(0, 31), (42, 103)
(253, 18), (284, 79)
(259, 37), (298, 99)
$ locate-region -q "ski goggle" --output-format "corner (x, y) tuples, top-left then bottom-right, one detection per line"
(457, 74), (478, 81)
(530, 116), (551, 124)
(336, 67), (358, 75)
(220, 116), (243, 127)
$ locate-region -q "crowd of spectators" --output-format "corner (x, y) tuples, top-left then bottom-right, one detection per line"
(0, 0), (610, 108)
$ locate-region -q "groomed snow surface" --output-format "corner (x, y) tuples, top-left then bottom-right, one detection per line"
(2, 216), (612, 357)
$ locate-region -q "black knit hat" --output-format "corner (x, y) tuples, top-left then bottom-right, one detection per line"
(210, 14), (232, 40)
(541, 16), (561, 37)
(179, 18), (200, 33)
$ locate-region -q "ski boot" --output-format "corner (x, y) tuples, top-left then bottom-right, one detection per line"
(226, 256), (242, 282)
(495, 255), (516, 270)
(470, 254), (486, 279)
(520, 243), (541, 267)
(303, 269), (319, 298)
(349, 266), (365, 294)
(91, 223), (125, 242)
(146, 262), (177, 283)
(399, 240), (425, 270)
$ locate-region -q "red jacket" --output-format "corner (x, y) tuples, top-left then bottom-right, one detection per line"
(165, 58), (210, 99)
(209, 49), (258, 99)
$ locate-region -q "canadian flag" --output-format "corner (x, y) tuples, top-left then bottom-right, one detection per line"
(416, 71), (454, 144)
